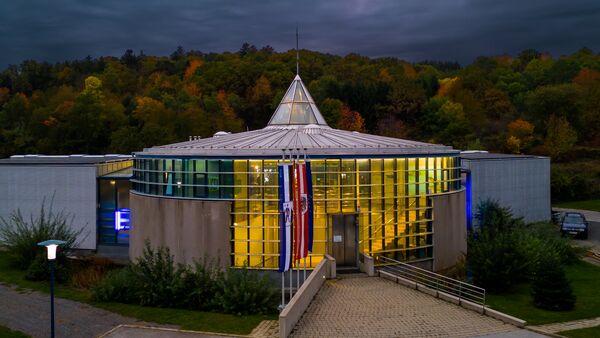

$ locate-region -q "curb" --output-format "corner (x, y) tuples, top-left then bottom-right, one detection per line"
(97, 324), (250, 338)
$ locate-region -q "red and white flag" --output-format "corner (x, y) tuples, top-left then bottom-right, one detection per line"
(293, 162), (309, 261)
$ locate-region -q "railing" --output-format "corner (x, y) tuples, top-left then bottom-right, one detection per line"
(376, 255), (485, 306)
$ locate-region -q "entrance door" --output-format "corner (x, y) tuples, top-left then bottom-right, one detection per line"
(331, 214), (357, 266)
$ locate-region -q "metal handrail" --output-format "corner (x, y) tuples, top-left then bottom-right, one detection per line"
(376, 256), (485, 306)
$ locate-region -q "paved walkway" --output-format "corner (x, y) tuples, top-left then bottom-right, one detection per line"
(290, 275), (544, 338)
(529, 316), (600, 335)
(0, 283), (167, 338)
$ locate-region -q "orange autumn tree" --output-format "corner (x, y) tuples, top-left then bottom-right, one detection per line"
(573, 68), (600, 87)
(338, 105), (366, 132)
(506, 119), (535, 154)
(184, 59), (203, 80)
(216, 90), (244, 132)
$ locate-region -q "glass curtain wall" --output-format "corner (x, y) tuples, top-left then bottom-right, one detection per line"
(132, 156), (462, 269)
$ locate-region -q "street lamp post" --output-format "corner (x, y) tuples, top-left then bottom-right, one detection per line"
(37, 240), (66, 338)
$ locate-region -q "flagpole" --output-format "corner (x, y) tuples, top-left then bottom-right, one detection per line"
(280, 151), (285, 309)
(302, 150), (307, 283)
(281, 271), (285, 308)
(287, 150), (293, 300)
(296, 149), (301, 290)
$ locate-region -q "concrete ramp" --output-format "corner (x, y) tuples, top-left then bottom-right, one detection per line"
(289, 275), (541, 338)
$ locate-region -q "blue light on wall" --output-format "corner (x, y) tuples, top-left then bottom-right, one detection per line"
(465, 171), (473, 231)
(115, 208), (131, 231)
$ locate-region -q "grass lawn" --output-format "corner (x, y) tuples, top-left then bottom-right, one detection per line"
(0, 325), (29, 338)
(0, 252), (274, 335)
(554, 199), (600, 212)
(486, 260), (600, 325)
(559, 325), (600, 338)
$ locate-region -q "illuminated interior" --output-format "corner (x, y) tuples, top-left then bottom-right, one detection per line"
(132, 155), (462, 269)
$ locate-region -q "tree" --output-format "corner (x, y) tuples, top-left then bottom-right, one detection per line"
(525, 84), (580, 129)
(517, 49), (541, 66)
(170, 46), (185, 60)
(244, 75), (273, 128)
(238, 43), (257, 57)
(506, 119), (535, 154)
(385, 80), (426, 124)
(184, 59), (203, 80)
(544, 115), (578, 159)
(573, 68), (600, 87)
(338, 106), (366, 132)
(531, 254), (575, 311)
(524, 58), (554, 87)
(319, 98), (343, 128)
(215, 90), (244, 132)
(376, 115), (410, 139)
(421, 97), (472, 148)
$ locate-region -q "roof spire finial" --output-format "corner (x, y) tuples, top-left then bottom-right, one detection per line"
(296, 24), (299, 75)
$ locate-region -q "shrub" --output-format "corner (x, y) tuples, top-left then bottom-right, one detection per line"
(25, 252), (70, 282)
(132, 243), (188, 307)
(182, 258), (223, 311)
(70, 257), (117, 289)
(92, 242), (278, 315)
(474, 199), (522, 233)
(215, 267), (278, 315)
(93, 267), (140, 304)
(551, 166), (598, 202)
(468, 230), (526, 292)
(531, 254), (576, 311)
(468, 201), (580, 292)
(0, 198), (84, 269)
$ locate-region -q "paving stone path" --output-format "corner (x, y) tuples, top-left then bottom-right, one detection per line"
(290, 275), (534, 338)
(528, 317), (600, 335)
(0, 283), (167, 338)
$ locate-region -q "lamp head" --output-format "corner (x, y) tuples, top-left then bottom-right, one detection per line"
(37, 240), (67, 260)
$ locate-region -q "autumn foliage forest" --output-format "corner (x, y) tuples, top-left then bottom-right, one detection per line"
(1, 45), (599, 201)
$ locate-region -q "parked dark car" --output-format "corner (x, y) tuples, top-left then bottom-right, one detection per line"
(560, 212), (589, 239)
(552, 210), (563, 224)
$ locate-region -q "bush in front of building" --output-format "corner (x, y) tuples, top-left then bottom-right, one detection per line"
(531, 253), (576, 311)
(93, 267), (141, 304)
(215, 267), (278, 315)
(93, 241), (278, 314)
(468, 200), (579, 293)
(181, 259), (224, 311)
(0, 199), (84, 281)
(70, 257), (118, 289)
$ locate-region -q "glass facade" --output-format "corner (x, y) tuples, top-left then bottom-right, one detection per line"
(132, 155), (462, 269)
(98, 178), (131, 245)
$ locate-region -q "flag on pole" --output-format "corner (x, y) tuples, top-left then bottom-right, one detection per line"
(293, 162), (309, 261)
(306, 160), (314, 252)
(278, 163), (293, 272)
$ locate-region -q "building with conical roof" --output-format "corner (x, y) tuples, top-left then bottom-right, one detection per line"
(130, 75), (466, 272)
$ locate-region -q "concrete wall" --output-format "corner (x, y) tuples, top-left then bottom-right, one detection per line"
(279, 255), (336, 338)
(432, 191), (467, 272)
(0, 165), (97, 249)
(463, 157), (550, 225)
(129, 193), (231, 266)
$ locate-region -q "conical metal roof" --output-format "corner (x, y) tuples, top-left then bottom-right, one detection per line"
(267, 75), (328, 126)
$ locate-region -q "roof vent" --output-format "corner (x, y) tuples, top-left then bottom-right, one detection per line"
(213, 131), (230, 137)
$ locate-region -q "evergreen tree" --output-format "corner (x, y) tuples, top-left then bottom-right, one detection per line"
(531, 254), (575, 311)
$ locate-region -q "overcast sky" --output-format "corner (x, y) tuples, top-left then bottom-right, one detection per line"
(1, 0), (600, 68)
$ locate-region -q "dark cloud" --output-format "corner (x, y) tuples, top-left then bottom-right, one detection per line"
(1, 0), (599, 68)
